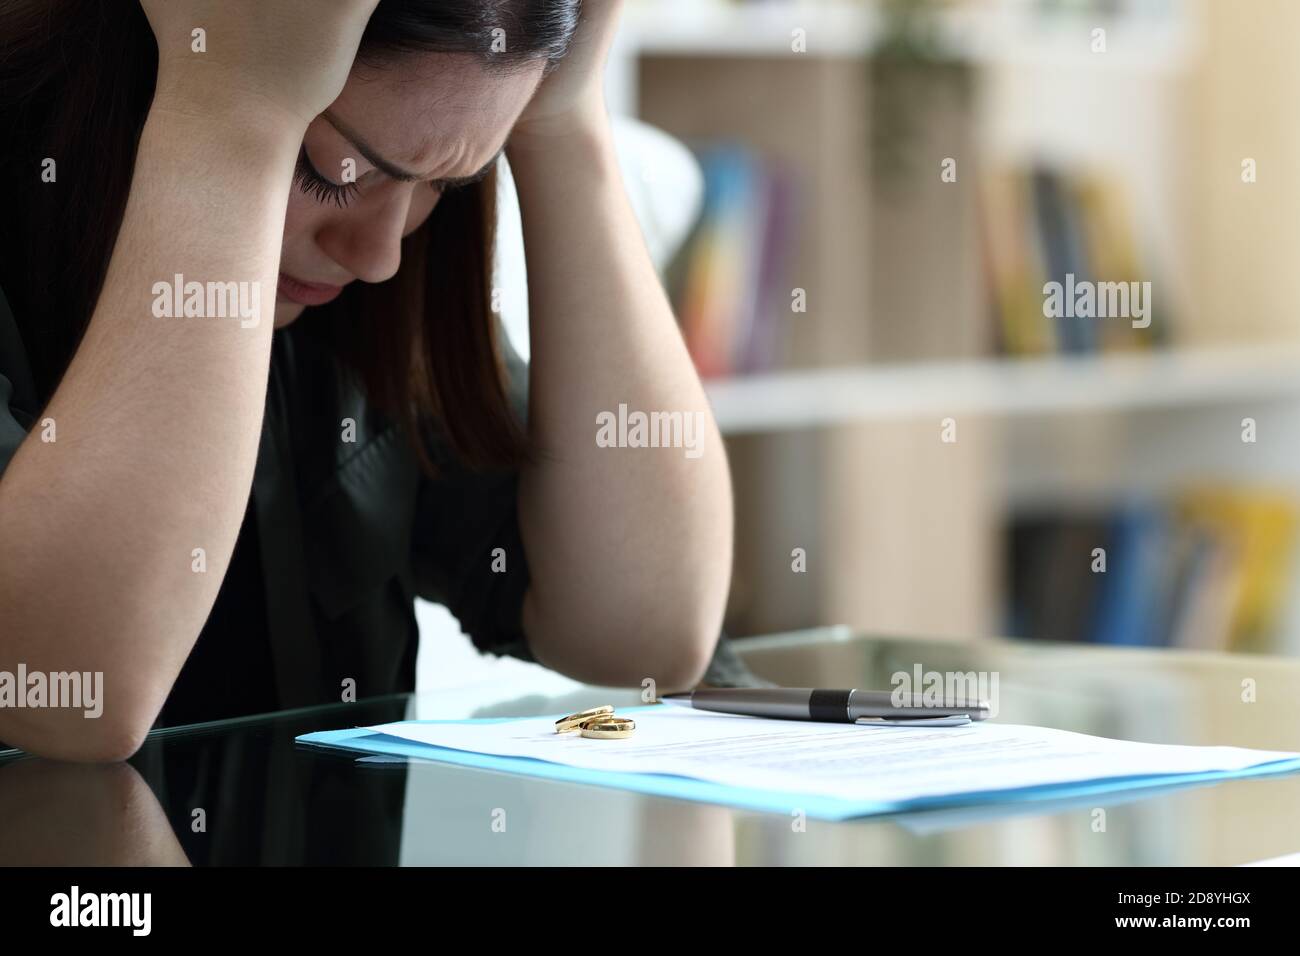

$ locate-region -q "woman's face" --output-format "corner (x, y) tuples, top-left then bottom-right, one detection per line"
(273, 53), (544, 328)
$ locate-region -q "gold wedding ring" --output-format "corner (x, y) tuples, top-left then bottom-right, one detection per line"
(555, 706), (637, 739)
(579, 716), (636, 739)
(555, 705), (615, 734)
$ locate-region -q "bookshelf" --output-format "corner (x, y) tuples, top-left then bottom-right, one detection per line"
(614, 0), (1300, 655)
(705, 344), (1300, 434)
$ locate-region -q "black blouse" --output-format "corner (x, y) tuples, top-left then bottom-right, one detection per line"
(0, 282), (535, 728)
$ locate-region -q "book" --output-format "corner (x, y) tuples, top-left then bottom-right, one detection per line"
(1005, 490), (1300, 652)
(980, 165), (1165, 356)
(670, 143), (798, 378)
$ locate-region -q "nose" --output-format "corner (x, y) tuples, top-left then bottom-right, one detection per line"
(314, 189), (410, 285)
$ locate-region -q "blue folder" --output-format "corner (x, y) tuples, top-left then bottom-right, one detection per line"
(295, 707), (1300, 821)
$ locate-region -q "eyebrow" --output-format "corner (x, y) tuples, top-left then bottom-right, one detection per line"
(321, 110), (502, 189)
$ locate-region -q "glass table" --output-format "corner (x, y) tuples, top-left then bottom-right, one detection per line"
(3, 628), (1299, 865)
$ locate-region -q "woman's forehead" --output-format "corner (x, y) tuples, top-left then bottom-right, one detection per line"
(331, 53), (544, 177)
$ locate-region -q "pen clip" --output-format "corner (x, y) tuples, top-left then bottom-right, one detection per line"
(855, 715), (972, 728)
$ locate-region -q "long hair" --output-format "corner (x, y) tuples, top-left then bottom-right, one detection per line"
(0, 0), (581, 472)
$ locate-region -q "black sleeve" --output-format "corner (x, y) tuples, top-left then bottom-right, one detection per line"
(410, 330), (534, 662)
(0, 372), (28, 478)
(0, 285), (37, 479)
(0, 288), (37, 754)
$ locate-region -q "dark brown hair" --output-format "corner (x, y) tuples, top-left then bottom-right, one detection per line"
(0, 0), (581, 472)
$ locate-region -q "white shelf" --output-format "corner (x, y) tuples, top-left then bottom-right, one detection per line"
(704, 344), (1300, 434)
(939, 1), (1200, 74)
(623, 1), (877, 57)
(620, 0), (1197, 71)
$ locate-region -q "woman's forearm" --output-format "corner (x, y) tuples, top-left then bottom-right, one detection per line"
(508, 117), (734, 691)
(0, 102), (302, 760)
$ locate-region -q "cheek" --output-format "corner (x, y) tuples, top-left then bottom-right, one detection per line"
(283, 189), (324, 241)
(281, 185), (439, 251)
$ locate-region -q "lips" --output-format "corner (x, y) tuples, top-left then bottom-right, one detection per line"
(277, 272), (344, 307)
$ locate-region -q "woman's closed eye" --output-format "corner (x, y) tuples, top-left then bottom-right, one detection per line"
(292, 145), (362, 208)
(293, 145), (447, 209)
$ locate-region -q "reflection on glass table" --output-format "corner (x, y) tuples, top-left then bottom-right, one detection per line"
(3, 628), (1299, 865)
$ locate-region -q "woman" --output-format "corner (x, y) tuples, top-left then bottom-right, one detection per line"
(0, 0), (735, 761)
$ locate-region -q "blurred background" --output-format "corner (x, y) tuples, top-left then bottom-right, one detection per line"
(418, 0), (1300, 691)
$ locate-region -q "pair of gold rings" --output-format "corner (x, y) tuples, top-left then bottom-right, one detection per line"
(554, 705), (636, 739)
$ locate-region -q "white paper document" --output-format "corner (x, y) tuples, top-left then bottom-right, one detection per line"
(366, 706), (1300, 804)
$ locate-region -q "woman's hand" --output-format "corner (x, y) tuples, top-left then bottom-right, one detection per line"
(511, 0), (625, 145)
(140, 0), (380, 129)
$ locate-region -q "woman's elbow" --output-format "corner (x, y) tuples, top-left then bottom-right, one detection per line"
(527, 598), (720, 692)
(3, 717), (148, 763)
(76, 718), (152, 762)
(652, 622), (717, 693)
(0, 688), (158, 763)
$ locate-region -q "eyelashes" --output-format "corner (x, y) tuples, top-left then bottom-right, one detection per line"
(292, 145), (449, 209)
(293, 146), (362, 208)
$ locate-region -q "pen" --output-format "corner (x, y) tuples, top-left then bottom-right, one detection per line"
(660, 687), (991, 726)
